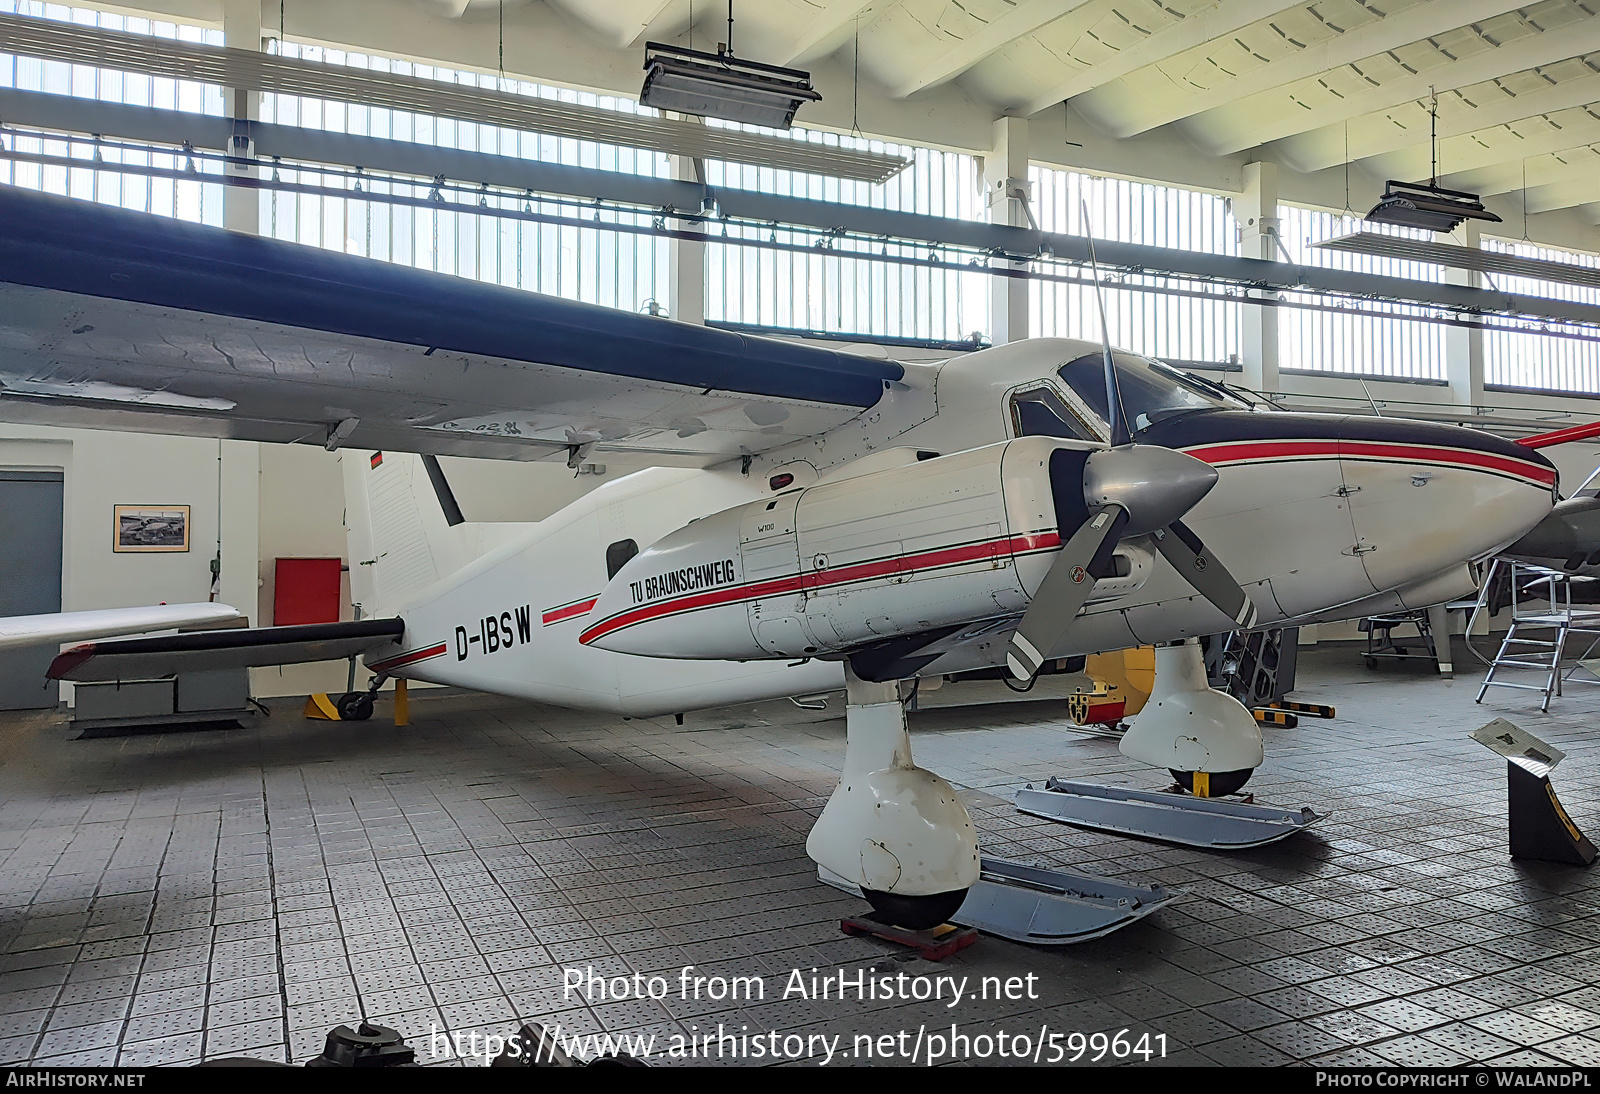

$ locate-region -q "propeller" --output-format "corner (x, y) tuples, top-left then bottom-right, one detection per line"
(1003, 210), (1259, 685)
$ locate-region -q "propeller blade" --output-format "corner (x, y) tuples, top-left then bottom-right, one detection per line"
(1005, 505), (1129, 682)
(1151, 519), (1259, 629)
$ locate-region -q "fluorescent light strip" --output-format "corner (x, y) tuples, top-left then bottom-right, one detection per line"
(1315, 232), (1600, 292)
(0, 12), (909, 184)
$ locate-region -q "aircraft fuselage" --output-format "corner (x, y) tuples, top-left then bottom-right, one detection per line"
(375, 339), (1556, 715)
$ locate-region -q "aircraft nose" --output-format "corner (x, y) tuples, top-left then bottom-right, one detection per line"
(1140, 407), (1558, 600)
(1331, 415), (1557, 592)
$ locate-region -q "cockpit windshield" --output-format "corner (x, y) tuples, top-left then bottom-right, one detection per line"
(1058, 352), (1245, 434)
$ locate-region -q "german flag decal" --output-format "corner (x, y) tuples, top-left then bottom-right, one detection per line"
(370, 452), (383, 469)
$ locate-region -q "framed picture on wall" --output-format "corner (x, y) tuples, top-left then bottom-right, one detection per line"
(113, 504), (190, 553)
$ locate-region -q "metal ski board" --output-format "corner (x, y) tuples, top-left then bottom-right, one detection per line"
(818, 858), (1176, 946)
(1015, 779), (1325, 849)
(950, 857), (1177, 945)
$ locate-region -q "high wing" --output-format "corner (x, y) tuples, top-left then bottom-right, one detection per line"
(0, 185), (903, 463)
(0, 603), (244, 651)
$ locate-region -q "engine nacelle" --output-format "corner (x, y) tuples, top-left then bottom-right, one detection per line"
(580, 437), (1150, 660)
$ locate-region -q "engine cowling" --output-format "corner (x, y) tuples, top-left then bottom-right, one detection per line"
(579, 437), (1152, 660)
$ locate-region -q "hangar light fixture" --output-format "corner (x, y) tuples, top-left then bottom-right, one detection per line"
(1365, 179), (1502, 235)
(1363, 88), (1497, 233)
(640, 42), (820, 129)
(1362, 90), (1500, 234)
(0, 11), (905, 182)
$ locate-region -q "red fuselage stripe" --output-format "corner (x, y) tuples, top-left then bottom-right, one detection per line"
(579, 443), (1552, 646)
(542, 597), (598, 625)
(367, 642), (446, 672)
(579, 531), (1062, 645)
(1185, 440), (1557, 486)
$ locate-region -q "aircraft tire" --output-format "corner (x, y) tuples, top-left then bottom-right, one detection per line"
(336, 692), (375, 721)
(861, 887), (969, 930)
(1170, 768), (1252, 797)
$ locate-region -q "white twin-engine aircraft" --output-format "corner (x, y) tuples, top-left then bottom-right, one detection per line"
(0, 185), (1564, 928)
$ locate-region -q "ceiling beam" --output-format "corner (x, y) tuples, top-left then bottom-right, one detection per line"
(1475, 144), (1600, 196)
(1089, 0), (1533, 138)
(1525, 176), (1600, 215)
(621, 0), (679, 49)
(1225, 36), (1600, 162)
(1382, 105), (1600, 184)
(1271, 61), (1600, 172)
(775, 0), (878, 66)
(1019, 0), (1307, 117)
(889, 0), (1097, 99)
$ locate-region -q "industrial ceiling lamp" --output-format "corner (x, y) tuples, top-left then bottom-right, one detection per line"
(1365, 88), (1501, 234)
(641, 2), (820, 129)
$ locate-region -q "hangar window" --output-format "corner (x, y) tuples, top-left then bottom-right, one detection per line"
(606, 539), (639, 580)
(704, 142), (984, 343)
(1276, 205), (1446, 383)
(1028, 166), (1241, 368)
(1009, 387), (1099, 442)
(1482, 237), (1600, 396)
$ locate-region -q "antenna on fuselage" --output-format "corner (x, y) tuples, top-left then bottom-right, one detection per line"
(1081, 198), (1131, 448)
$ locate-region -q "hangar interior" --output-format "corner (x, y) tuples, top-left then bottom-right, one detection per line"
(3, 0), (1600, 1070)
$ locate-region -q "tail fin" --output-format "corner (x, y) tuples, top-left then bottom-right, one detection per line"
(343, 450), (541, 618)
(343, 450), (450, 618)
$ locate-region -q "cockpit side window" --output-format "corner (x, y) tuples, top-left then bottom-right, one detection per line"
(1009, 386), (1100, 442)
(606, 539), (639, 579)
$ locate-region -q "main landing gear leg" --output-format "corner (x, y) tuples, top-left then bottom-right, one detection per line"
(807, 667), (979, 930)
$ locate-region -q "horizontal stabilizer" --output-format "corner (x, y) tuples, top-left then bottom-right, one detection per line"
(49, 618), (406, 682)
(0, 603), (243, 652)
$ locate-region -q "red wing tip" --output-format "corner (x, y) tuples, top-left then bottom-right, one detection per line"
(47, 645), (97, 680)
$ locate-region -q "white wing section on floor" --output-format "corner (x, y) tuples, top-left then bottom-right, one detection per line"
(0, 603), (244, 651)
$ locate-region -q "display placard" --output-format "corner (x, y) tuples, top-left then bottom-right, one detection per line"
(1471, 717), (1565, 777)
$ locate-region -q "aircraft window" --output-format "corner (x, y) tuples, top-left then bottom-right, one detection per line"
(1058, 352), (1242, 434)
(1009, 387), (1099, 442)
(606, 539), (638, 580)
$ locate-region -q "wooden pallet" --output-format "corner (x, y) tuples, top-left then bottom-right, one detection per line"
(840, 915), (979, 961)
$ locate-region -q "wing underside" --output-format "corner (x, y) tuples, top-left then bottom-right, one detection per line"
(0, 185), (904, 463)
(48, 618), (407, 682)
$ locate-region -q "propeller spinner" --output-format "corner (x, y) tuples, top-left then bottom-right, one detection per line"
(1003, 444), (1259, 683)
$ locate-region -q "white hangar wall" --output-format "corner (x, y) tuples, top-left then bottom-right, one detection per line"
(0, 423), (614, 703)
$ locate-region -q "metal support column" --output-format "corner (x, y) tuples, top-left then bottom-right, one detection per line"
(668, 142), (706, 325)
(1444, 221), (1486, 409)
(985, 116), (1030, 345)
(222, 0), (262, 236)
(1235, 161), (1280, 394)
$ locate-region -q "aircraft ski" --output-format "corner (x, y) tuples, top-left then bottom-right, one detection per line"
(819, 857), (1175, 946)
(1015, 778), (1325, 850)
